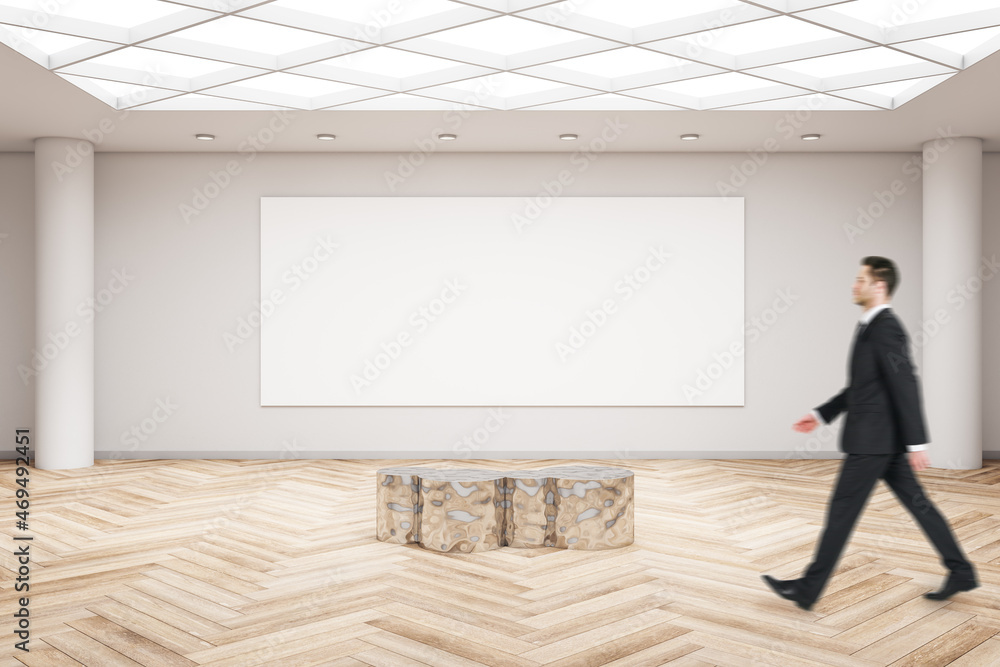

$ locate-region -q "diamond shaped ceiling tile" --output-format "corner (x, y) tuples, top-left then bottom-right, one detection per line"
(749, 0), (859, 11)
(0, 25), (120, 68)
(721, 92), (885, 110)
(517, 47), (725, 92)
(625, 71), (809, 110)
(800, 0), (1000, 44)
(524, 93), (686, 110)
(135, 92), (297, 110)
(515, 0), (777, 44)
(747, 46), (956, 92)
(456, 1), (569, 11)
(0, 0), (216, 44)
(894, 24), (1000, 68)
(56, 72), (182, 109)
(239, 0), (497, 44)
(333, 92), (494, 110)
(57, 46), (267, 93)
(141, 15), (369, 70)
(287, 46), (494, 92)
(393, 14), (620, 70)
(202, 71), (393, 110)
(412, 71), (599, 110)
(832, 72), (957, 108)
(163, 0), (265, 9)
(645, 15), (872, 70)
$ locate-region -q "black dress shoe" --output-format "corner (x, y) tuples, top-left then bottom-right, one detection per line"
(761, 574), (815, 611)
(924, 576), (979, 601)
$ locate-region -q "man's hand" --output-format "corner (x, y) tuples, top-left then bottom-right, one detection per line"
(909, 450), (930, 471)
(793, 414), (819, 433)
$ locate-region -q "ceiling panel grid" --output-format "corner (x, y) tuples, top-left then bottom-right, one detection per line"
(1, 0), (998, 111)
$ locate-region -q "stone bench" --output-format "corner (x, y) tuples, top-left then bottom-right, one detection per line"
(376, 465), (633, 553)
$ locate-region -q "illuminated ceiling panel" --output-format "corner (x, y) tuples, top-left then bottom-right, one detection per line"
(1, 0), (997, 111)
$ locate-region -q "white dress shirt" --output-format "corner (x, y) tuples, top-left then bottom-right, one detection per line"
(811, 303), (928, 453)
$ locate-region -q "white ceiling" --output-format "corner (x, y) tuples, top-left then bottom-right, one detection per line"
(1, 1), (999, 152)
(5, 1), (1000, 111)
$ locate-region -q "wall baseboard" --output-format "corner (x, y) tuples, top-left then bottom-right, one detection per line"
(3, 450), (996, 460)
(32, 449), (1000, 460)
(110, 450), (852, 460)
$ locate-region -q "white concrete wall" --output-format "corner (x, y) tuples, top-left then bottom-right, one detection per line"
(0, 154), (34, 445)
(2, 151), (997, 458)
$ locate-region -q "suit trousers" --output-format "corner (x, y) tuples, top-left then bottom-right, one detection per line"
(798, 452), (974, 604)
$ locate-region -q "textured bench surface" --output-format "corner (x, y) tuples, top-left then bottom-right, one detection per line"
(376, 465), (634, 553)
(378, 464), (634, 480)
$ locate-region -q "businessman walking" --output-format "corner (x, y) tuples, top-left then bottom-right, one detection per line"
(763, 256), (977, 611)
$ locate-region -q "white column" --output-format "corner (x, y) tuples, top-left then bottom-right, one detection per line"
(34, 137), (94, 470)
(922, 136), (982, 470)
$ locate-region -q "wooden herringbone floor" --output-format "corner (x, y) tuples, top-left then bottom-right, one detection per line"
(2, 458), (999, 666)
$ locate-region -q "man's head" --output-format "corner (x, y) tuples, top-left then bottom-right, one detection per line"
(853, 256), (897, 309)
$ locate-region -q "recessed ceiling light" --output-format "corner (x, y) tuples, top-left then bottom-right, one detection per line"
(438, 133), (457, 141)
(680, 133), (700, 141)
(195, 133), (215, 141)
(316, 133), (336, 140)
(801, 133), (822, 140)
(559, 133), (578, 140)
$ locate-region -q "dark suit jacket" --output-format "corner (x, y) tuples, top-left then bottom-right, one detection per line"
(815, 308), (929, 454)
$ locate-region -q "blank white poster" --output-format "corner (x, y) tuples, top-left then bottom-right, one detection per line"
(260, 197), (744, 406)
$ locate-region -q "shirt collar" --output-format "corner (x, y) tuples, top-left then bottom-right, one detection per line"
(860, 303), (890, 325)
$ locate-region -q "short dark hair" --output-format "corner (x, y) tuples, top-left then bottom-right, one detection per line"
(862, 256), (897, 297)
